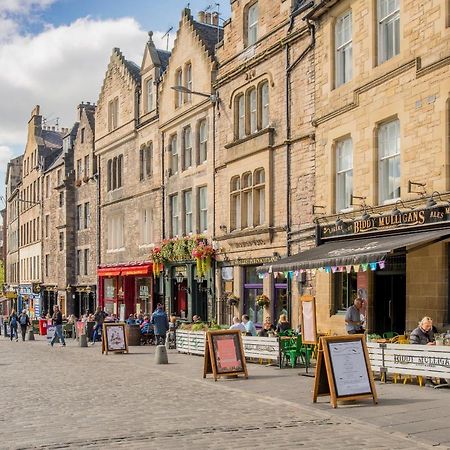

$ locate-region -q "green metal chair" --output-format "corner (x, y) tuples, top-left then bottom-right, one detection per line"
(383, 331), (398, 340)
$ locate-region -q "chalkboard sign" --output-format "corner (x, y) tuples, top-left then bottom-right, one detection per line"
(102, 323), (128, 355)
(300, 295), (317, 345)
(313, 335), (377, 408)
(203, 330), (248, 381)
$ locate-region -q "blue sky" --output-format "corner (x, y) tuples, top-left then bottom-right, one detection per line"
(0, 0), (230, 214)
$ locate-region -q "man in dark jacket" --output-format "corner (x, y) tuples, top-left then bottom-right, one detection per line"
(18, 310), (31, 342)
(151, 304), (169, 345)
(91, 307), (108, 345)
(410, 317), (435, 345)
(50, 305), (66, 347)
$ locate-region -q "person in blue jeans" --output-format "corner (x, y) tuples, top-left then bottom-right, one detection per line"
(91, 307), (108, 345)
(9, 310), (18, 342)
(50, 305), (66, 347)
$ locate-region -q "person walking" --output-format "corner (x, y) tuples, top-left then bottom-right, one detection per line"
(18, 309), (31, 342)
(50, 305), (66, 347)
(91, 306), (108, 346)
(151, 304), (169, 346)
(9, 309), (19, 342)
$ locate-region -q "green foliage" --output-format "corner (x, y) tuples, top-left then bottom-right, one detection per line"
(0, 260), (4, 286)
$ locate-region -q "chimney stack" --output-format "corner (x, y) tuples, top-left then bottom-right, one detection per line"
(212, 12), (219, 26)
(198, 11), (205, 23)
(205, 12), (212, 24)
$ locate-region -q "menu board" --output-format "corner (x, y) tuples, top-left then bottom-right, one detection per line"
(300, 295), (317, 344)
(313, 335), (377, 408)
(203, 330), (248, 381)
(327, 340), (371, 396)
(102, 323), (128, 354)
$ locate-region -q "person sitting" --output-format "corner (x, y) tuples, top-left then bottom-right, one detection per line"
(345, 297), (365, 334)
(276, 314), (291, 334)
(258, 317), (276, 337)
(192, 315), (202, 323)
(229, 316), (246, 333)
(126, 314), (136, 325)
(241, 314), (257, 336)
(140, 315), (152, 334)
(168, 315), (177, 349)
(410, 317), (435, 345)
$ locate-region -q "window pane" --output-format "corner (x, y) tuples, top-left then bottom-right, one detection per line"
(171, 195), (179, 236)
(247, 3), (258, 45)
(184, 191), (192, 234)
(336, 138), (353, 211)
(184, 127), (192, 169)
(199, 187), (208, 232)
(249, 89), (257, 133)
(199, 120), (207, 163)
(379, 120), (400, 202)
(171, 136), (178, 174)
(261, 82), (269, 128)
(147, 78), (153, 112)
(238, 96), (245, 139)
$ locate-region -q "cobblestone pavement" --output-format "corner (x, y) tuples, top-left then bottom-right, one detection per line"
(0, 337), (446, 450)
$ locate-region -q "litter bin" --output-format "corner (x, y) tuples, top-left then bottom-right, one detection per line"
(39, 318), (47, 336)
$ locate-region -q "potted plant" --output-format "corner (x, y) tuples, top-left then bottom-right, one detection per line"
(226, 294), (239, 307)
(256, 294), (270, 308)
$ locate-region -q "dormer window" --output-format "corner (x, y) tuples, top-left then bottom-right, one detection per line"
(146, 78), (154, 112)
(247, 2), (258, 46)
(175, 69), (183, 107)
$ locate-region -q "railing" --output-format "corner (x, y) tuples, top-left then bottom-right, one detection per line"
(176, 330), (280, 362)
(368, 342), (450, 380)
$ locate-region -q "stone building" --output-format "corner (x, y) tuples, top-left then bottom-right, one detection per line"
(267, 0), (450, 335)
(214, 0), (316, 326)
(95, 37), (167, 318)
(158, 9), (222, 321)
(18, 106), (66, 316)
(72, 102), (97, 316)
(41, 123), (77, 317)
(4, 155), (22, 313)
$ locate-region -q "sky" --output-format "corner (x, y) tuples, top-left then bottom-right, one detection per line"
(0, 0), (231, 213)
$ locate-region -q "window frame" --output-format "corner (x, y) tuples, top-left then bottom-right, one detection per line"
(335, 10), (353, 87)
(335, 137), (353, 212)
(170, 135), (178, 175)
(183, 190), (193, 235)
(183, 126), (192, 170)
(146, 77), (154, 112)
(198, 186), (208, 233)
(198, 119), (208, 164)
(246, 2), (258, 47)
(377, 0), (400, 65)
(170, 194), (179, 237)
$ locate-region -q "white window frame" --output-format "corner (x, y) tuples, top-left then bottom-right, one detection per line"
(146, 77), (154, 112)
(378, 119), (400, 204)
(199, 119), (207, 164)
(107, 215), (124, 251)
(335, 138), (353, 212)
(184, 190), (193, 235)
(247, 2), (258, 46)
(170, 194), (179, 237)
(185, 63), (192, 103)
(249, 88), (257, 134)
(238, 95), (245, 139)
(260, 82), (269, 129)
(140, 208), (153, 245)
(377, 0), (400, 64)
(183, 126), (192, 170)
(175, 69), (183, 107)
(335, 11), (353, 87)
(170, 136), (178, 174)
(198, 186), (208, 233)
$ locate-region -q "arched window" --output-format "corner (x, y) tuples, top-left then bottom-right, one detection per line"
(140, 143), (153, 181)
(230, 176), (241, 231)
(247, 88), (257, 134)
(253, 168), (265, 226)
(259, 81), (269, 129)
(242, 172), (253, 228)
(235, 94), (245, 139)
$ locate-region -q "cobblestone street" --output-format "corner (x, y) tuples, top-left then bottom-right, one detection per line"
(0, 337), (448, 449)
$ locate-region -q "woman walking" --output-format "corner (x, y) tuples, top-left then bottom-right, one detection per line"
(9, 309), (19, 342)
(19, 310), (31, 341)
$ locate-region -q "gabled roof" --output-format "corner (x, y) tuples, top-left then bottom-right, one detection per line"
(38, 129), (64, 150)
(192, 20), (224, 58)
(156, 49), (171, 74)
(84, 108), (95, 134)
(124, 59), (141, 83)
(44, 149), (64, 172)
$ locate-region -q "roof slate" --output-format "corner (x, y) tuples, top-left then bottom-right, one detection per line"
(192, 21), (223, 58)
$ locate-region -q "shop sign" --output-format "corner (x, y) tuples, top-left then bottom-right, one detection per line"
(223, 256), (277, 266)
(139, 286), (149, 299)
(393, 353), (450, 368)
(320, 206), (450, 239)
(19, 286), (32, 295)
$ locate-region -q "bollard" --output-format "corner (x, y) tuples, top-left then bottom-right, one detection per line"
(155, 345), (168, 364)
(79, 334), (88, 347)
(26, 329), (35, 341)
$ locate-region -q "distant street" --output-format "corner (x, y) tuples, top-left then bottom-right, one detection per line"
(0, 337), (448, 449)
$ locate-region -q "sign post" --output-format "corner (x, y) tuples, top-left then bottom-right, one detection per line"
(203, 330), (248, 381)
(313, 335), (377, 408)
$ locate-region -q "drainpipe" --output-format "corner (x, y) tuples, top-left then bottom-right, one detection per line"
(161, 131), (166, 306)
(285, 14), (316, 257)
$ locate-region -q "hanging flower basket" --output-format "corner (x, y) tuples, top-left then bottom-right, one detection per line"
(150, 247), (164, 277)
(226, 294), (239, 307)
(256, 294), (270, 308)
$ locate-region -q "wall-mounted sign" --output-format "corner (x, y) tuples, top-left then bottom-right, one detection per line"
(320, 206), (450, 239)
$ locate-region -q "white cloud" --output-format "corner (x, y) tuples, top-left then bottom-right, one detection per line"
(0, 0), (56, 14)
(0, 13), (174, 205)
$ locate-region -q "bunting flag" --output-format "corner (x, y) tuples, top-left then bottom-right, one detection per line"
(353, 264), (360, 272)
(318, 267), (325, 273)
(369, 262), (377, 271)
(378, 260), (385, 270)
(311, 268), (317, 276)
(284, 271), (289, 278)
(361, 263), (369, 272)
(345, 265), (352, 273)
(294, 271), (299, 278)
(264, 273), (269, 278)
(268, 266), (272, 273)
(258, 272), (264, 279)
(325, 266), (331, 273)
(331, 266), (338, 273)
(288, 271), (293, 279)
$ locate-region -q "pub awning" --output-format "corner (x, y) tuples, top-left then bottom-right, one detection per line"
(97, 267), (122, 277)
(120, 264), (152, 276)
(258, 229), (450, 273)
(97, 263), (153, 277)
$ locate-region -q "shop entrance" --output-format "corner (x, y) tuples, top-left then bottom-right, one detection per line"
(374, 272), (406, 335)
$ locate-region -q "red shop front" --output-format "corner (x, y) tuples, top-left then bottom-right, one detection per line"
(97, 262), (156, 320)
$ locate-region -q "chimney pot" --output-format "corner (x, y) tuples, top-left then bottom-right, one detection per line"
(205, 12), (212, 24)
(198, 11), (205, 23)
(212, 12), (219, 26)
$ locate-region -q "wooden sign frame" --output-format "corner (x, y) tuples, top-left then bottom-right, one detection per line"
(313, 335), (377, 408)
(300, 295), (317, 345)
(102, 323), (129, 355)
(203, 330), (248, 381)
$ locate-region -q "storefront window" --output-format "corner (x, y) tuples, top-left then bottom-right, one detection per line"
(244, 266), (263, 324)
(104, 278), (116, 315)
(333, 272), (357, 313)
(136, 277), (152, 314)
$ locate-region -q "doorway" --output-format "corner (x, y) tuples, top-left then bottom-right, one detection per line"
(374, 272), (406, 334)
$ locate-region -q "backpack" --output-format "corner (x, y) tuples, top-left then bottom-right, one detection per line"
(10, 315), (17, 326)
(19, 315), (28, 325)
